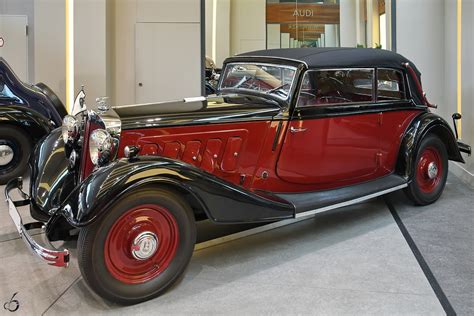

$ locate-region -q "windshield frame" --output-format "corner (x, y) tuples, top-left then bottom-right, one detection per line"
(218, 62), (298, 102)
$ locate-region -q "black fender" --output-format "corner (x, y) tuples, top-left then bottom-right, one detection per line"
(0, 106), (54, 143)
(54, 157), (294, 228)
(396, 111), (464, 179)
(1, 57), (64, 126)
(35, 82), (67, 119)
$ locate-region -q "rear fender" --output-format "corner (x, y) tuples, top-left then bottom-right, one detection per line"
(57, 157), (294, 227)
(396, 112), (464, 179)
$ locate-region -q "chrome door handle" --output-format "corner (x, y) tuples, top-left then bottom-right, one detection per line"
(290, 126), (307, 133)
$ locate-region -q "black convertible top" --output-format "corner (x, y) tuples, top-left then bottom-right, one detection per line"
(237, 47), (420, 76)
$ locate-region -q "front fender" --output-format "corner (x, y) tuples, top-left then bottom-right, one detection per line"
(0, 106), (54, 142)
(396, 112), (464, 179)
(58, 157), (294, 227)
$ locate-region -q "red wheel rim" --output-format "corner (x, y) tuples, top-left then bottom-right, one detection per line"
(104, 204), (179, 284)
(416, 146), (443, 193)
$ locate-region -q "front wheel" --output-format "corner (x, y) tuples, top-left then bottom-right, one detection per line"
(0, 126), (31, 185)
(404, 135), (448, 205)
(78, 188), (196, 305)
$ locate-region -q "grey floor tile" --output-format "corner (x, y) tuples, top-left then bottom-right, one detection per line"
(0, 237), (80, 316)
(389, 173), (474, 314)
(42, 200), (443, 315)
(44, 274), (444, 316)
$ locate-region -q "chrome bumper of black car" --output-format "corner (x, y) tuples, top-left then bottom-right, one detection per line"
(5, 177), (69, 268)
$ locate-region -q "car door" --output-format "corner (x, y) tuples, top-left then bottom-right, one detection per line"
(276, 68), (382, 188)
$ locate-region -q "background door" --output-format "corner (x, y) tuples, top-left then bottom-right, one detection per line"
(0, 15), (28, 81)
(135, 22), (201, 104)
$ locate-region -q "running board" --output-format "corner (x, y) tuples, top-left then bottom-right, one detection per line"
(275, 175), (407, 219)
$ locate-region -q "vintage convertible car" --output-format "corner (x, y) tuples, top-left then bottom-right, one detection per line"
(6, 48), (471, 304)
(0, 57), (67, 184)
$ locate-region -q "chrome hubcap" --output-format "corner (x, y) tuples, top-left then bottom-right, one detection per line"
(0, 144), (14, 166)
(427, 162), (438, 179)
(131, 232), (158, 260)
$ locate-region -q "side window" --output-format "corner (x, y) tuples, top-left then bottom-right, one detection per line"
(377, 69), (406, 101)
(297, 69), (374, 107)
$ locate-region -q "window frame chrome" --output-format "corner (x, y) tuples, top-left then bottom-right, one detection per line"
(218, 62), (298, 101)
(295, 67), (376, 109)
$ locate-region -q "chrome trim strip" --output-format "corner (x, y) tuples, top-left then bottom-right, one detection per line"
(5, 177), (69, 268)
(184, 96), (206, 102)
(295, 183), (408, 219)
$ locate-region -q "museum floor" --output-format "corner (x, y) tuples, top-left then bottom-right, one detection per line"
(0, 173), (472, 315)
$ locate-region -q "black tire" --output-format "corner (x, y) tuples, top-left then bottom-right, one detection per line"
(0, 125), (31, 185)
(78, 188), (196, 305)
(404, 135), (448, 205)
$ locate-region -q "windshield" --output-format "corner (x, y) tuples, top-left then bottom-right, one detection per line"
(219, 63), (297, 99)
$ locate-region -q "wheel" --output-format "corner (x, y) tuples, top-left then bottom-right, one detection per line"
(404, 135), (448, 205)
(0, 126), (31, 185)
(78, 188), (196, 305)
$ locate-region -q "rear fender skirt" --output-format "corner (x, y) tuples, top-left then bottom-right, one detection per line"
(396, 112), (464, 179)
(0, 106), (54, 142)
(56, 157), (294, 227)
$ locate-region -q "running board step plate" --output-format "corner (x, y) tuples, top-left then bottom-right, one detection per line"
(276, 174), (407, 218)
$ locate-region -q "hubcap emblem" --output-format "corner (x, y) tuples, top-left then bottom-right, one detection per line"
(0, 144), (14, 166)
(427, 162), (438, 179)
(131, 232), (158, 260)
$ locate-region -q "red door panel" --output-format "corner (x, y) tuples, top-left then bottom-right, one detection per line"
(222, 137), (243, 172)
(277, 114), (380, 185)
(202, 139), (223, 173)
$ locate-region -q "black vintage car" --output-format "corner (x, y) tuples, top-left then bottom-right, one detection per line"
(5, 48), (471, 305)
(0, 58), (67, 184)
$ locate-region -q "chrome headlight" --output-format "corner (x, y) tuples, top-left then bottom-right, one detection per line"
(89, 129), (112, 166)
(61, 115), (79, 144)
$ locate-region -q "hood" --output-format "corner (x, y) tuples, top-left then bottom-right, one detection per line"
(113, 95), (282, 130)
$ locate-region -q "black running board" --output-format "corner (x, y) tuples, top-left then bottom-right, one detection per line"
(276, 174), (407, 218)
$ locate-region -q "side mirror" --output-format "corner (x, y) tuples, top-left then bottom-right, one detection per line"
(72, 86), (86, 115)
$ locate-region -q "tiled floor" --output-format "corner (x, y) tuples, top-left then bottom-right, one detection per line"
(0, 174), (471, 315)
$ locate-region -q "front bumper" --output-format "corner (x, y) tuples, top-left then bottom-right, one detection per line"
(5, 177), (69, 267)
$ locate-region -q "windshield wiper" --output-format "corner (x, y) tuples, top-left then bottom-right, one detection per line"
(266, 83), (289, 96)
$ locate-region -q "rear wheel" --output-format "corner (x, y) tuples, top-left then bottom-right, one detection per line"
(404, 135), (448, 205)
(78, 188), (196, 305)
(0, 126), (31, 185)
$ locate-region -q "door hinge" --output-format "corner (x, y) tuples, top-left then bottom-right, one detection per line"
(378, 112), (383, 125)
(25, 25), (29, 36)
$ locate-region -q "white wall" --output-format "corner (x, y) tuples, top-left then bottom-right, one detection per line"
(34, 0), (66, 103)
(397, 0), (445, 111)
(0, 0), (34, 82)
(113, 0), (201, 105)
(230, 0), (265, 56)
(397, 0), (473, 185)
(75, 0), (107, 105)
(339, 0), (357, 47)
(205, 0), (230, 67)
(34, 0), (108, 106)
